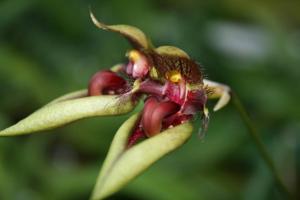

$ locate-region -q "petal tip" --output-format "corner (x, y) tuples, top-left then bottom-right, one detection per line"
(213, 90), (231, 111)
(89, 11), (150, 49)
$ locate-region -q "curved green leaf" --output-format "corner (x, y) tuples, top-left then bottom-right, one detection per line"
(0, 95), (136, 136)
(91, 113), (193, 200)
(90, 11), (150, 49)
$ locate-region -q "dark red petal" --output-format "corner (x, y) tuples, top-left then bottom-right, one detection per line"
(187, 89), (207, 104)
(141, 97), (159, 136)
(163, 114), (193, 128)
(88, 70), (126, 96)
(127, 127), (145, 148)
(143, 101), (180, 137)
(165, 81), (187, 105)
(182, 89), (207, 114)
(138, 80), (166, 96)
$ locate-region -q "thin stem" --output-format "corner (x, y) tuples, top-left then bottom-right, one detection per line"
(231, 91), (292, 198)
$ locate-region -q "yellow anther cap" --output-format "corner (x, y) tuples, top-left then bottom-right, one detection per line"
(128, 50), (140, 62)
(165, 70), (182, 83)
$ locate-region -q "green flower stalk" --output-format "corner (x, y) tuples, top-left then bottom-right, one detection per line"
(0, 12), (232, 199)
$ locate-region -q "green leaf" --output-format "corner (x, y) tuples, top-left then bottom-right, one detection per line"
(91, 113), (193, 200)
(0, 94), (136, 136)
(155, 45), (190, 58)
(90, 11), (150, 50)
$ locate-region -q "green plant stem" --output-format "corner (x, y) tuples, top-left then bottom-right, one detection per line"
(231, 91), (292, 198)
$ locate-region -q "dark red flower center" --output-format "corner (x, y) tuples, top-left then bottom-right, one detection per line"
(88, 50), (207, 147)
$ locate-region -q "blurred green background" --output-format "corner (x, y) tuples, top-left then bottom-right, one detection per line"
(0, 0), (299, 199)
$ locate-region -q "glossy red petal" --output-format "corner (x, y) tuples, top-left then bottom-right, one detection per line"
(88, 70), (126, 96)
(143, 101), (180, 137)
(141, 97), (159, 136)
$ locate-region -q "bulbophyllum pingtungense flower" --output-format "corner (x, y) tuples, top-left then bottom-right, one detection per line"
(0, 12), (231, 200)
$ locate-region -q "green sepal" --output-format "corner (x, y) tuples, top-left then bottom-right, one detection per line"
(91, 113), (193, 200)
(0, 94), (136, 136)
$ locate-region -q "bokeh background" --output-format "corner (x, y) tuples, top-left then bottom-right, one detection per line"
(0, 0), (299, 199)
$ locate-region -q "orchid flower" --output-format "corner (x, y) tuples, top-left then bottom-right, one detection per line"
(0, 12), (231, 200)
